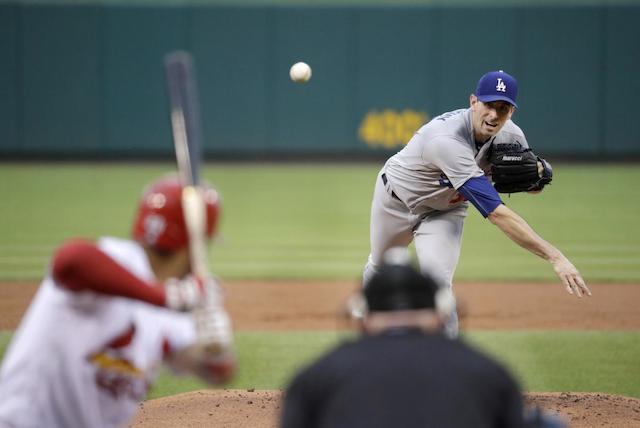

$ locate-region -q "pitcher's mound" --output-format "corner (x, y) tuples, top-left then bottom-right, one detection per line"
(130, 389), (640, 428)
(130, 389), (282, 428)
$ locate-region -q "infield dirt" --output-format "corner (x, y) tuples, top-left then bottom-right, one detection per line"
(2, 281), (639, 427)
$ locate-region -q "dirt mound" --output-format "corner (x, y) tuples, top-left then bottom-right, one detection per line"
(4, 280), (640, 426)
(130, 389), (282, 428)
(524, 392), (640, 427)
(129, 389), (640, 428)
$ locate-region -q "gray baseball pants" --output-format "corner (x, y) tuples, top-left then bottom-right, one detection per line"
(363, 170), (468, 337)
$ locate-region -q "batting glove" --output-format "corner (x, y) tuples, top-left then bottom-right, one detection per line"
(193, 277), (234, 348)
(164, 275), (206, 312)
(191, 277), (236, 384)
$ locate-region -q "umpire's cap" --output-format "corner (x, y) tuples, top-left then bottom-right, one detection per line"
(365, 248), (440, 312)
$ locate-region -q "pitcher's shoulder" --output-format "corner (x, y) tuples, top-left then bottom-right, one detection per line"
(429, 109), (467, 126)
(493, 120), (528, 147)
(419, 109), (468, 138)
(499, 120), (526, 138)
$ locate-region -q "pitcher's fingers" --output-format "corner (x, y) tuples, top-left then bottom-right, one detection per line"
(563, 277), (574, 295)
(571, 278), (583, 298)
(577, 278), (592, 296)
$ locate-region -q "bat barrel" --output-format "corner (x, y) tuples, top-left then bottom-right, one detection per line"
(164, 50), (203, 187)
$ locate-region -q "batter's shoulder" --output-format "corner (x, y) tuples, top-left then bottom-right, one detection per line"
(97, 237), (151, 278)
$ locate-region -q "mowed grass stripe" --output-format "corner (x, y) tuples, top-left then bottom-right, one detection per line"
(0, 257), (50, 265)
(0, 245), (640, 269)
(3, 329), (638, 398)
(0, 271), (47, 281)
(562, 244), (640, 253)
(142, 330), (640, 399)
(465, 331), (640, 398)
(1, 163), (639, 281)
(0, 245), (56, 254)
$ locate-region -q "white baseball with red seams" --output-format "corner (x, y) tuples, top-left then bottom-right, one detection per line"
(289, 62), (312, 83)
(0, 237), (196, 428)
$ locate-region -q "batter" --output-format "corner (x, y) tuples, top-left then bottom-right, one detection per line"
(0, 176), (234, 428)
(363, 70), (591, 336)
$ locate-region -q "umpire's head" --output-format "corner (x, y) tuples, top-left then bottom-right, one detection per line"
(365, 248), (440, 312)
(351, 248), (455, 334)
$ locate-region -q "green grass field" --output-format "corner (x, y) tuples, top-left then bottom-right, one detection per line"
(2, 330), (638, 398)
(1, 162), (639, 399)
(1, 162), (639, 282)
(150, 330), (640, 399)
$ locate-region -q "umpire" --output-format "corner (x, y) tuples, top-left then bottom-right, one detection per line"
(280, 247), (525, 428)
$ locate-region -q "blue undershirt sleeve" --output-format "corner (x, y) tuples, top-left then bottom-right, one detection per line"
(457, 176), (503, 218)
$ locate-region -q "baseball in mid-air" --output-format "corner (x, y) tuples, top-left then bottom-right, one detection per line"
(289, 62), (312, 83)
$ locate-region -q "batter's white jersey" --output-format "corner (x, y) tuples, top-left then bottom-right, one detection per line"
(0, 237), (196, 428)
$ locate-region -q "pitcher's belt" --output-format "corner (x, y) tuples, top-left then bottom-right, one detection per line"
(381, 173), (401, 201)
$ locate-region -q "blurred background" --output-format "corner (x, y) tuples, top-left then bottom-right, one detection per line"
(1, 0), (640, 402)
(1, 0), (639, 283)
(1, 0), (639, 160)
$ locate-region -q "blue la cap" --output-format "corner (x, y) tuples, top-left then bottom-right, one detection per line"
(475, 70), (518, 108)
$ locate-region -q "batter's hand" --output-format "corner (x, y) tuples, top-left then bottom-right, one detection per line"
(164, 275), (206, 311)
(194, 277), (233, 348)
(192, 277), (236, 383)
(552, 257), (592, 298)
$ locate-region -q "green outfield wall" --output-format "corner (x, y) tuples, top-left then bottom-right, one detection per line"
(0, 2), (638, 158)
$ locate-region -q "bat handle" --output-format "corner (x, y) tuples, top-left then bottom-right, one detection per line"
(182, 186), (209, 277)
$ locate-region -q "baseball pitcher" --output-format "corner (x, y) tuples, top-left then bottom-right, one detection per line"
(363, 70), (591, 337)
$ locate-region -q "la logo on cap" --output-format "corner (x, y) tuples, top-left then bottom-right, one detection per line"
(476, 69), (518, 108)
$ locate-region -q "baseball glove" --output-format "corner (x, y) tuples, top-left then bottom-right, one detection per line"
(489, 143), (553, 193)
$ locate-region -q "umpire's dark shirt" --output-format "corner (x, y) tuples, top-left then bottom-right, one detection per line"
(281, 329), (524, 428)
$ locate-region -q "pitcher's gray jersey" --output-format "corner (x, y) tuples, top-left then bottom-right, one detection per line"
(366, 71), (591, 339)
(367, 108), (530, 337)
(384, 108), (528, 215)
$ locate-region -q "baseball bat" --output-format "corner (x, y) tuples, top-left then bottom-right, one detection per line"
(164, 51), (209, 278)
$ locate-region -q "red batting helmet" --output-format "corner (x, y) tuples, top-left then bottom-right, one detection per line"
(132, 176), (220, 252)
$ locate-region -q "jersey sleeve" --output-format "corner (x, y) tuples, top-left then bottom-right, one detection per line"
(52, 239), (167, 306)
(457, 176), (503, 218)
(425, 136), (485, 189)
